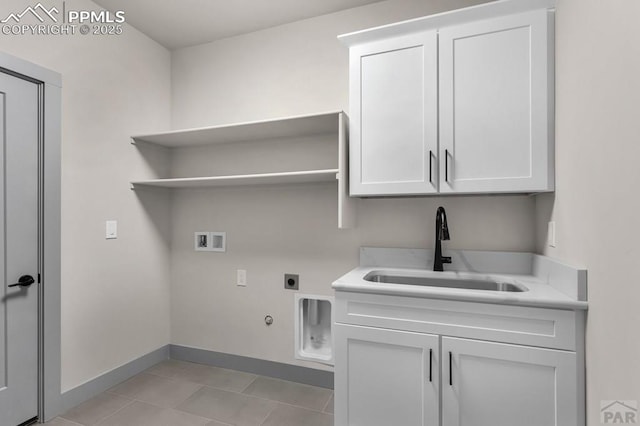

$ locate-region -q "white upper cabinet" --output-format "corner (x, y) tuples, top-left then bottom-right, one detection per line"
(348, 32), (438, 196)
(439, 10), (554, 193)
(340, 0), (555, 196)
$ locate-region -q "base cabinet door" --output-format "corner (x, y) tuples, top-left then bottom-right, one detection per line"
(442, 337), (578, 426)
(334, 324), (439, 426)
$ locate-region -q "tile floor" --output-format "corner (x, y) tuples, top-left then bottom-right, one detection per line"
(45, 360), (334, 426)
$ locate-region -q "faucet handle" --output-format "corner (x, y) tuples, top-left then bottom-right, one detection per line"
(441, 256), (452, 264)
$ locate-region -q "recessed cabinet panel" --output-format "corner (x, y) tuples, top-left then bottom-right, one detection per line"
(350, 32), (438, 196)
(442, 337), (577, 426)
(448, 26), (531, 180)
(334, 324), (439, 426)
(439, 10), (553, 193)
(361, 47), (424, 184)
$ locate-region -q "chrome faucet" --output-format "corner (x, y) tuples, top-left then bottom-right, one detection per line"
(433, 206), (451, 272)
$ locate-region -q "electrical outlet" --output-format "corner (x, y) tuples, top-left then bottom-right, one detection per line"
(548, 221), (556, 247)
(284, 274), (299, 290)
(237, 269), (247, 287)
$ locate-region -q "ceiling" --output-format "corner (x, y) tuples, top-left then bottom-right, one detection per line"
(93, 0), (387, 50)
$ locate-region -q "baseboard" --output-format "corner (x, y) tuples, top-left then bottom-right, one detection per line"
(170, 345), (334, 389)
(58, 345), (170, 414)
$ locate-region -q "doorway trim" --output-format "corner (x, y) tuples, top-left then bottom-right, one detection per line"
(0, 50), (62, 422)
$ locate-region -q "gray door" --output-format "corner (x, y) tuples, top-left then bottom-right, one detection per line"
(0, 71), (40, 425)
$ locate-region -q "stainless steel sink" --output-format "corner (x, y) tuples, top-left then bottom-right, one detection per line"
(363, 272), (528, 292)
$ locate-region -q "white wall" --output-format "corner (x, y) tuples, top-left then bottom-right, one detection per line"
(169, 0), (539, 371)
(0, 0), (172, 391)
(171, 0), (492, 129)
(536, 0), (640, 423)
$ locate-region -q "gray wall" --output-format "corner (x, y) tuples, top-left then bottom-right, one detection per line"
(168, 0), (538, 371)
(0, 0), (172, 392)
(536, 0), (640, 423)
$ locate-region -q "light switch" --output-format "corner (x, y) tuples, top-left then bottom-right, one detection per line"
(106, 220), (117, 239)
(237, 269), (247, 287)
(548, 221), (556, 247)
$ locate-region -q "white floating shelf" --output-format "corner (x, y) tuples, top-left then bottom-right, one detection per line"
(131, 169), (339, 189)
(130, 111), (355, 229)
(132, 111), (342, 148)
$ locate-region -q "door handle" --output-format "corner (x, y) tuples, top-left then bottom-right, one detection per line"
(429, 349), (433, 382)
(8, 275), (35, 288)
(445, 149), (450, 182)
(449, 351), (453, 386)
(428, 150), (433, 184)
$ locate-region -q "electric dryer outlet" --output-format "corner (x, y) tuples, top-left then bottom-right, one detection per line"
(284, 274), (299, 290)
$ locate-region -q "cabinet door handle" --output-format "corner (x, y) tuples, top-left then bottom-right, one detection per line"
(445, 149), (450, 182)
(428, 150), (433, 184)
(449, 351), (453, 386)
(429, 349), (433, 382)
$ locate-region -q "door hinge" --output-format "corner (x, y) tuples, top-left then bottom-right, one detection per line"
(37, 273), (41, 284)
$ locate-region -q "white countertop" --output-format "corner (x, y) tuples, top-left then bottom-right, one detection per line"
(332, 248), (588, 310)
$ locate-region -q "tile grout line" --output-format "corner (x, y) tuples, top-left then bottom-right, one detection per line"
(146, 361), (262, 395)
(238, 373), (259, 394)
(150, 360), (333, 393)
(93, 399), (137, 426)
(111, 366), (208, 410)
(237, 376), (333, 413)
(120, 395), (216, 425)
(257, 401), (278, 426)
(168, 384), (205, 410)
(158, 359), (332, 394)
(166, 404), (217, 425)
(275, 400), (335, 416)
(60, 398), (136, 426)
(321, 392), (334, 413)
(115, 390), (204, 411)
(176, 380), (334, 419)
(51, 418), (84, 426)
(86, 395), (216, 426)
(105, 377), (207, 413)
(200, 383), (333, 415)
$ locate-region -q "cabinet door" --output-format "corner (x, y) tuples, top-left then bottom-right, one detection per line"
(439, 10), (554, 193)
(334, 323), (439, 426)
(349, 31), (438, 196)
(442, 337), (578, 426)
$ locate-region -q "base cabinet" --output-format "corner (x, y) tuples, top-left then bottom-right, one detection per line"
(442, 337), (577, 426)
(334, 324), (439, 426)
(334, 300), (583, 426)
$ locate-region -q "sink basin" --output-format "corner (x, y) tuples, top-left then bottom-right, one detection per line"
(363, 272), (528, 292)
